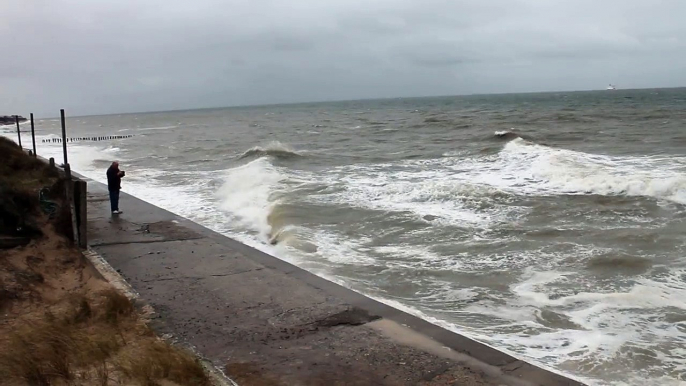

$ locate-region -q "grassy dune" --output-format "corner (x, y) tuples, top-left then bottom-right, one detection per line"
(0, 137), (211, 386)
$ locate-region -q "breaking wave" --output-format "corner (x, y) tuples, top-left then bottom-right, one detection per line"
(493, 130), (533, 141)
(216, 158), (286, 237)
(238, 141), (301, 160)
(494, 138), (686, 204)
(215, 158), (318, 253)
(493, 130), (520, 140)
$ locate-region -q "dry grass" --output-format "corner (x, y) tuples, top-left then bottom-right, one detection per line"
(0, 136), (59, 192)
(117, 341), (211, 386)
(0, 288), (211, 386)
(0, 136), (62, 238)
(100, 288), (135, 325)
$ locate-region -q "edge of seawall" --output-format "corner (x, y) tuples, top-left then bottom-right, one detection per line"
(80, 172), (586, 386)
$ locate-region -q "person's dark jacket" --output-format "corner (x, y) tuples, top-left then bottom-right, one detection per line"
(107, 166), (122, 192)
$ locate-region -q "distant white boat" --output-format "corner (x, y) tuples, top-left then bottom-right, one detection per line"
(606, 84), (617, 90)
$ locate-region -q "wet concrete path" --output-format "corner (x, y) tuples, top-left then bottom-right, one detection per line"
(84, 178), (584, 386)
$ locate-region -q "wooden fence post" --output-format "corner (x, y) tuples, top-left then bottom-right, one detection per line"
(15, 115), (22, 148)
(61, 109), (68, 166)
(73, 180), (88, 248)
(30, 113), (37, 156)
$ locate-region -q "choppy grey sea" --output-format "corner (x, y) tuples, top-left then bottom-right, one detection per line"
(7, 88), (686, 385)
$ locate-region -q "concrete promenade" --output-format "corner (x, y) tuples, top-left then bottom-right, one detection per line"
(84, 176), (585, 386)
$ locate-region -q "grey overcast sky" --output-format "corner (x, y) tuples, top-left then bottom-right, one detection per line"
(2, 0), (686, 116)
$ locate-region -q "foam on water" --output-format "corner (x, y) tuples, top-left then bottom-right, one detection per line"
(467, 267), (686, 385)
(309, 164), (524, 228)
(307, 230), (378, 266)
(464, 138), (686, 204)
(373, 244), (467, 271)
(295, 137), (685, 246)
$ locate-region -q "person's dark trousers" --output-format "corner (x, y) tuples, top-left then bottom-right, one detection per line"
(109, 189), (120, 212)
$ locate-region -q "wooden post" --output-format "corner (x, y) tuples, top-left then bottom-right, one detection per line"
(73, 180), (88, 248)
(63, 164), (79, 246)
(30, 113), (37, 157)
(15, 115), (22, 148)
(60, 109), (68, 166)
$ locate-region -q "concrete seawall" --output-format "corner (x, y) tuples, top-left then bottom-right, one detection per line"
(83, 175), (585, 386)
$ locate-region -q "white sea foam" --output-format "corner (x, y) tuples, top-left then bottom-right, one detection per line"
(467, 138), (686, 204)
(475, 267), (686, 385)
(216, 157), (286, 237)
(310, 164), (524, 228)
(304, 137), (685, 241)
(307, 230), (377, 266)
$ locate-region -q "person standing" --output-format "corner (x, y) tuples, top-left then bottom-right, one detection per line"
(106, 161), (125, 214)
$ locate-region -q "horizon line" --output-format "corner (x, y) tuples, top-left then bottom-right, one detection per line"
(27, 85), (686, 120)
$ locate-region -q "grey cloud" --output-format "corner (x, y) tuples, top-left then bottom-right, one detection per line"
(2, 0), (686, 116)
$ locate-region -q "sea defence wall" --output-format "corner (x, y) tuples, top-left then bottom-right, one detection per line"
(81, 174), (585, 386)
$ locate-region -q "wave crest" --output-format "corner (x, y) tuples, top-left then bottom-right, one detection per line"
(239, 141), (301, 160)
(493, 130), (530, 141)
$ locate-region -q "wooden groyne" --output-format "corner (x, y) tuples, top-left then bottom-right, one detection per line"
(42, 135), (133, 143)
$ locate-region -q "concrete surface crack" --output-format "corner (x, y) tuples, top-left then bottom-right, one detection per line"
(210, 268), (263, 277)
(140, 268), (265, 283)
(90, 237), (204, 247)
(142, 276), (202, 283)
(272, 308), (296, 320)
